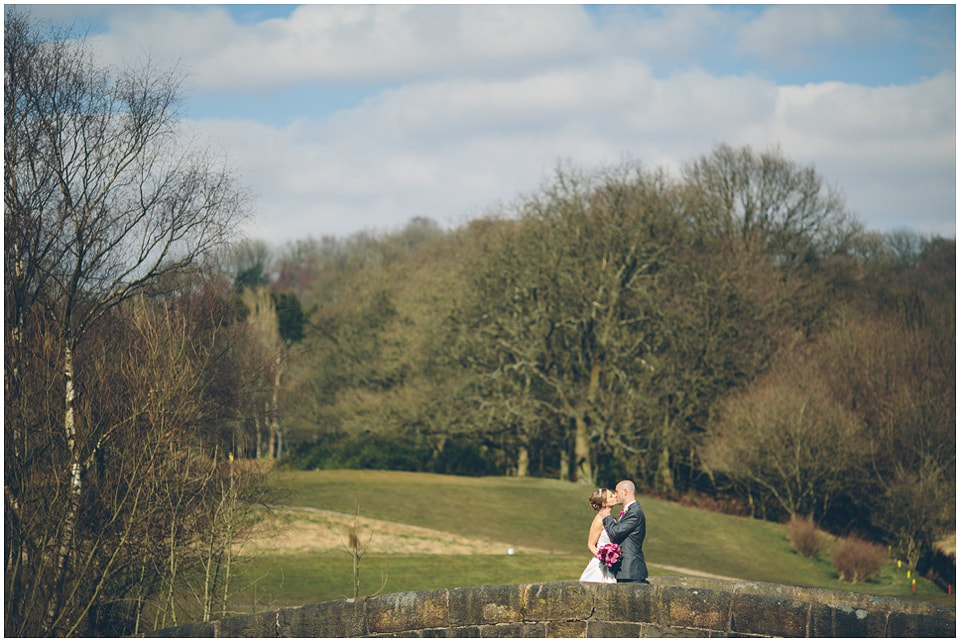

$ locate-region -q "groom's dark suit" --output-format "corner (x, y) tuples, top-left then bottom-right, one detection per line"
(602, 500), (648, 583)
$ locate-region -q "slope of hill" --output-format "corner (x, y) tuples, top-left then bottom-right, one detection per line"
(229, 470), (950, 610)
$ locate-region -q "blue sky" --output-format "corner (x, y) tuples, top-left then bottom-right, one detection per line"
(21, 4), (957, 246)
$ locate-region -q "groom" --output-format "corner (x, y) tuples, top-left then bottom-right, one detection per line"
(598, 480), (648, 583)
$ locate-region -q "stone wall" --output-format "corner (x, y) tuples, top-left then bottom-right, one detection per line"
(145, 576), (955, 638)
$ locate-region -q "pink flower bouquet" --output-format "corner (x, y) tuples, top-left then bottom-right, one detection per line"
(597, 542), (622, 568)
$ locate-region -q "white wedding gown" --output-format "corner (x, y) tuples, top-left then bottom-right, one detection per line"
(578, 528), (617, 583)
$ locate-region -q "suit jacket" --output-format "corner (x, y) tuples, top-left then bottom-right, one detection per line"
(602, 501), (647, 582)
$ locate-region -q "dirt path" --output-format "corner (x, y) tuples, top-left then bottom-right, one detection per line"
(239, 505), (551, 556)
(651, 564), (744, 582)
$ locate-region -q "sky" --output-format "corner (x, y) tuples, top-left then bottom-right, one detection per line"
(20, 4), (957, 247)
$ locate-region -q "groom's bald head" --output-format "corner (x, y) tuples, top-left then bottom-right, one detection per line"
(616, 480), (636, 503)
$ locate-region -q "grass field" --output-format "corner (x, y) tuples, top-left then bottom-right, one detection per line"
(224, 469), (954, 613)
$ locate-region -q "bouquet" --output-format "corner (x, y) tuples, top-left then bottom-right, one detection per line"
(597, 542), (622, 568)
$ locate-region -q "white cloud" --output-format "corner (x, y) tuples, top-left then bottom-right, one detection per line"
(776, 74), (955, 144)
(736, 5), (899, 66)
(192, 62), (955, 246)
(88, 6), (240, 68)
(21, 4), (955, 243)
(597, 4), (739, 63)
(766, 73), (956, 235)
(76, 5), (759, 89)
(84, 5), (601, 90)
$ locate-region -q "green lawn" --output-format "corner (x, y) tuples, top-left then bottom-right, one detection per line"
(227, 469), (952, 614)
(227, 552), (589, 613)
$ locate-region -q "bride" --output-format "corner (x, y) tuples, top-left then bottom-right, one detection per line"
(578, 488), (618, 583)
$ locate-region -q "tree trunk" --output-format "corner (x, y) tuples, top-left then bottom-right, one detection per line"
(269, 353), (283, 459)
(266, 400), (276, 459)
(574, 415), (593, 484)
(657, 444), (675, 494)
(573, 358), (602, 484)
(654, 414), (675, 493)
(42, 343), (82, 635)
(219, 459), (236, 620)
(516, 444), (530, 477)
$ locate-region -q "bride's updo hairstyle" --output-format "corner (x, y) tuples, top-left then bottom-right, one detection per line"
(588, 488), (608, 511)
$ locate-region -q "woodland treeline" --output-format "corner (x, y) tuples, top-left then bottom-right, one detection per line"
(4, 8), (955, 637)
(266, 151), (954, 579)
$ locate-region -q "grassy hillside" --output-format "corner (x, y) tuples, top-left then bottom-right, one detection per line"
(224, 470), (952, 613)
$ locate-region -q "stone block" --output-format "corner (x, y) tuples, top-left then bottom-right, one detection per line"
(417, 627), (455, 637)
(729, 592), (809, 637)
(790, 584), (930, 616)
(656, 576), (728, 593)
(886, 609), (957, 638)
(643, 624), (726, 637)
(661, 584), (730, 632)
(380, 629), (450, 638)
(447, 625), (482, 637)
(637, 622), (666, 638)
(145, 620), (216, 637)
(790, 585), (862, 610)
(876, 594), (950, 616)
(809, 602), (886, 637)
(479, 622), (524, 637)
(592, 582), (659, 625)
(519, 622), (547, 637)
(544, 619), (587, 637)
(449, 584), (523, 626)
(586, 620), (642, 637)
(217, 609), (278, 638)
(281, 599), (367, 637)
(523, 581), (594, 622)
(367, 588), (450, 634)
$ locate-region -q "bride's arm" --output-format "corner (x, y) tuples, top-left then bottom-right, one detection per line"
(586, 515), (604, 556)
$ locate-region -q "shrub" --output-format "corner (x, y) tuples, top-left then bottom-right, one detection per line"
(430, 438), (500, 476)
(279, 432), (502, 475)
(787, 514), (826, 558)
(832, 535), (888, 583)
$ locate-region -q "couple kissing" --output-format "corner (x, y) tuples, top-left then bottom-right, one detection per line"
(578, 480), (648, 584)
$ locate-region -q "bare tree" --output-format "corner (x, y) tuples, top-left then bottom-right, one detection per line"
(681, 143), (861, 260)
(340, 506), (387, 599)
(240, 285), (285, 458)
(702, 350), (871, 521)
(219, 239), (307, 460)
(4, 8), (247, 636)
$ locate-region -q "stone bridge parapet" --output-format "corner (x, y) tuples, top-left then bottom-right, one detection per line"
(145, 576), (955, 638)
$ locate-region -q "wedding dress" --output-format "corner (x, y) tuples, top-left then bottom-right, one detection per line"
(578, 528), (617, 583)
